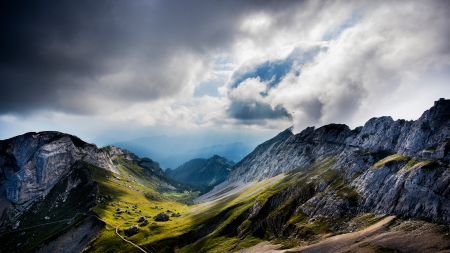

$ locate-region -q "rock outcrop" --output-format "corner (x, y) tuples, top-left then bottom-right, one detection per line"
(125, 225), (139, 236)
(0, 132), (117, 204)
(103, 146), (165, 176)
(0, 132), (121, 204)
(0, 132), (170, 205)
(154, 212), (169, 221)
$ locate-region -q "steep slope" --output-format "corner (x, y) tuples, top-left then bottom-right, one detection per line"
(0, 161), (101, 253)
(226, 99), (450, 224)
(166, 155), (235, 188)
(1, 99), (449, 253)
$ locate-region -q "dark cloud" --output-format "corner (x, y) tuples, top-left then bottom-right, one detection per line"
(0, 0), (306, 115)
(227, 100), (291, 122)
(1, 0), (449, 134)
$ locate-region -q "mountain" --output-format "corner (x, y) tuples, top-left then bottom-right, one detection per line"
(183, 99), (450, 252)
(165, 155), (235, 188)
(1, 99), (450, 253)
(0, 132), (200, 253)
(161, 142), (249, 169)
(220, 99), (450, 225)
(229, 98), (450, 184)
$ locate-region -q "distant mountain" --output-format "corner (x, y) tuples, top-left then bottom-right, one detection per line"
(161, 142), (250, 169)
(112, 135), (180, 163)
(166, 155), (235, 188)
(113, 135), (252, 168)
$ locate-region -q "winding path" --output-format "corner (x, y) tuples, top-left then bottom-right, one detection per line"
(0, 212), (156, 253)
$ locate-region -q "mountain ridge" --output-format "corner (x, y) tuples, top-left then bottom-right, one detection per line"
(228, 98), (450, 183)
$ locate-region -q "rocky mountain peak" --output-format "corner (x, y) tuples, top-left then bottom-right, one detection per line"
(228, 99), (450, 183)
(0, 132), (119, 204)
(224, 99), (450, 226)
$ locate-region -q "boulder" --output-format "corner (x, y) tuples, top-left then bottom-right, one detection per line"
(154, 212), (169, 221)
(124, 225), (138, 237)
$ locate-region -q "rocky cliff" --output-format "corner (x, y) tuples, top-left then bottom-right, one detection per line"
(229, 99), (450, 183)
(0, 132), (122, 204)
(0, 132), (185, 252)
(226, 99), (450, 226)
(0, 131), (174, 205)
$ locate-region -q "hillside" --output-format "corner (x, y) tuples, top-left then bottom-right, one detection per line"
(165, 155), (235, 188)
(183, 99), (450, 252)
(0, 133), (200, 252)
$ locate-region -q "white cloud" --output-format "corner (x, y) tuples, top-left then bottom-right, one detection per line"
(257, 0), (450, 132)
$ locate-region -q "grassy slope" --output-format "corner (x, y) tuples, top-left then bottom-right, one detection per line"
(82, 149), (291, 252)
(83, 158), (199, 253)
(84, 156), (346, 252)
(84, 151), (448, 253)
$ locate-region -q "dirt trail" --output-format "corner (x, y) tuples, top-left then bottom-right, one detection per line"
(238, 216), (450, 253)
(294, 216), (396, 253)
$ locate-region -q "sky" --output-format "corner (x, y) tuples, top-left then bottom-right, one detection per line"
(1, 0), (450, 146)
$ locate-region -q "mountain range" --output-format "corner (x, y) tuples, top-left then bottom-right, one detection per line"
(0, 99), (449, 252)
(113, 136), (252, 169)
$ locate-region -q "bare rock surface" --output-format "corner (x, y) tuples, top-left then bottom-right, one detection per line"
(0, 132), (119, 204)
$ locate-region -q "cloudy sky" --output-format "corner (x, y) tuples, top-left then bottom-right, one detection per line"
(1, 0), (449, 145)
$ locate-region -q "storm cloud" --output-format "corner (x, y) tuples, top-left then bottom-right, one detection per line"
(1, 0), (450, 139)
(0, 0), (305, 115)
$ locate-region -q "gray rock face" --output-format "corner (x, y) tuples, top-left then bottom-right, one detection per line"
(352, 159), (450, 223)
(104, 145), (140, 161)
(228, 124), (355, 182)
(229, 99), (450, 183)
(0, 132), (119, 204)
(228, 99), (450, 224)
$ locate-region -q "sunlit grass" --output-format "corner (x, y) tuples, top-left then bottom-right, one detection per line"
(85, 153), (258, 251)
(83, 161), (199, 252)
(85, 155), (341, 252)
